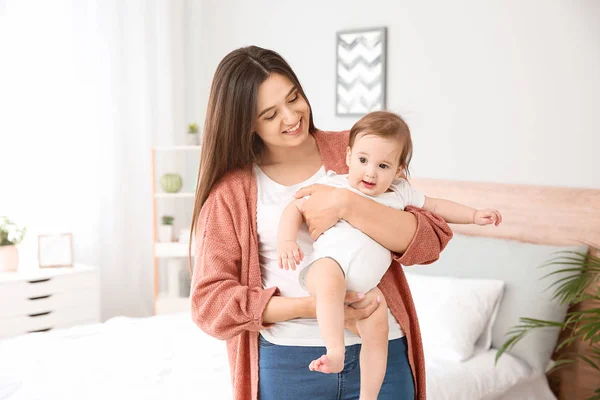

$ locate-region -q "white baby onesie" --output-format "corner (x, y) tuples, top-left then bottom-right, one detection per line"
(299, 171), (425, 293)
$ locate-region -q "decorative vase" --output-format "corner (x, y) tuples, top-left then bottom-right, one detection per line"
(158, 225), (173, 243)
(160, 173), (183, 193)
(0, 245), (19, 272)
(186, 133), (200, 145)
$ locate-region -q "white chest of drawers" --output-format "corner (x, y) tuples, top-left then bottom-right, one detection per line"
(0, 264), (100, 339)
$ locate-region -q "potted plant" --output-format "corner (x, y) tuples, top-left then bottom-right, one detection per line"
(0, 216), (26, 272)
(186, 123), (200, 145)
(159, 215), (175, 243)
(496, 249), (600, 398)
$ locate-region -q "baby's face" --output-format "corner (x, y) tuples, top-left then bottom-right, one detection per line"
(345, 133), (403, 196)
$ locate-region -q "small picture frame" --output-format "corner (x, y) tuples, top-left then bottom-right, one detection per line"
(38, 233), (74, 268)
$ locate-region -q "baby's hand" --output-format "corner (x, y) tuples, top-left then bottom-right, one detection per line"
(474, 209), (502, 226)
(278, 241), (304, 270)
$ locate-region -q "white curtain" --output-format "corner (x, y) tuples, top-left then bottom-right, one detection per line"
(0, 0), (189, 319)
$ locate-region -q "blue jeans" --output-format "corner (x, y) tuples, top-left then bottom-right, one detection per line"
(258, 336), (415, 400)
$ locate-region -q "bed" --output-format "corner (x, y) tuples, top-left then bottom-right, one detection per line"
(1, 178), (598, 400)
(410, 178), (600, 399)
(0, 312), (544, 400)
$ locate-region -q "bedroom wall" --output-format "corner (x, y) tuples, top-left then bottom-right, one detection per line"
(187, 0), (600, 189)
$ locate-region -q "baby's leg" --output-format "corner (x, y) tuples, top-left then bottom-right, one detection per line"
(304, 257), (346, 374)
(356, 287), (389, 400)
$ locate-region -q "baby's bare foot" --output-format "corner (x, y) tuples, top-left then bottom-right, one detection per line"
(308, 350), (344, 374)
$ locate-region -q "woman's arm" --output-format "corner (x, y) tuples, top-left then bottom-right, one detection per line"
(191, 235), (279, 340)
(262, 296), (315, 323)
(262, 292), (381, 324)
(191, 188), (280, 340)
(342, 191), (417, 253)
(295, 185), (453, 265)
(294, 185), (416, 253)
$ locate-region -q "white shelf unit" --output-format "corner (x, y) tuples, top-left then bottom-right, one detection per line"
(154, 193), (195, 199)
(151, 145), (200, 315)
(154, 242), (192, 258)
(155, 293), (191, 315)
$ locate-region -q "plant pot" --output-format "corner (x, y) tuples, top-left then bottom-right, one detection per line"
(0, 245), (19, 272)
(158, 225), (173, 243)
(186, 133), (200, 145)
(178, 228), (191, 243)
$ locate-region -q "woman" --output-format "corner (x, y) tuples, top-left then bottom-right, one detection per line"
(190, 46), (452, 400)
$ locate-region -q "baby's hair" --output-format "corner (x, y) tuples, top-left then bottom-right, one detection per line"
(348, 111), (413, 177)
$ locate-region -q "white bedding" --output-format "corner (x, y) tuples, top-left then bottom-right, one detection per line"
(426, 351), (531, 400)
(0, 314), (231, 400)
(0, 314), (549, 400)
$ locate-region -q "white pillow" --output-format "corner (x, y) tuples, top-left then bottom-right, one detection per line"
(406, 272), (505, 362)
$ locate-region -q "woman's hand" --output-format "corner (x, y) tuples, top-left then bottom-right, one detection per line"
(294, 184), (348, 240)
(343, 291), (380, 334)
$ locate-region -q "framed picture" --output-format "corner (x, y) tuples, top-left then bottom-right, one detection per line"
(336, 27), (387, 116)
(38, 233), (74, 268)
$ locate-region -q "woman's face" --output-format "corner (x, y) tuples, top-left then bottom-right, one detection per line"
(254, 73), (311, 154)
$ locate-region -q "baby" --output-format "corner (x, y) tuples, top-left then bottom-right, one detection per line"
(277, 111), (502, 400)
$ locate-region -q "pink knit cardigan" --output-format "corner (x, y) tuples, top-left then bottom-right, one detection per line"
(191, 130), (453, 400)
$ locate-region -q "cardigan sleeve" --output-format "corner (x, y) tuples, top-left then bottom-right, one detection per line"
(190, 186), (279, 341)
(392, 206), (453, 266)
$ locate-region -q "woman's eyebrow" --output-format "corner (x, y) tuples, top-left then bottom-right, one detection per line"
(257, 86), (297, 118)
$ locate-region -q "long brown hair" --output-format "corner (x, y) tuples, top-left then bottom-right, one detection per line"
(348, 111), (413, 177)
(189, 46), (316, 262)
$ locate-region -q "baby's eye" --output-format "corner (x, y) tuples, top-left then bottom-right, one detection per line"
(359, 157), (367, 164)
(379, 164), (389, 169)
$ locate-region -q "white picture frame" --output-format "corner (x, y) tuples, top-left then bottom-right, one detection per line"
(336, 26), (387, 116)
(38, 233), (74, 268)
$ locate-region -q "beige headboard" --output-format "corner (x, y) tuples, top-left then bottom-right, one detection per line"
(412, 178), (600, 247)
(411, 177), (600, 400)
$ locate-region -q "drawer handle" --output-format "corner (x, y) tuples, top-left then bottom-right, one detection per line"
(28, 295), (52, 301)
(28, 327), (53, 333)
(28, 278), (51, 284)
(28, 311), (52, 318)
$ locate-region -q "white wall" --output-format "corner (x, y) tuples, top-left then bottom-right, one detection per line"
(189, 0), (600, 189)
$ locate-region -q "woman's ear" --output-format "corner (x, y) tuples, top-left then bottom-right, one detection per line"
(345, 147), (352, 167)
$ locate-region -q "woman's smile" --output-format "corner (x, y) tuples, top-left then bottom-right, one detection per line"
(282, 117), (303, 136)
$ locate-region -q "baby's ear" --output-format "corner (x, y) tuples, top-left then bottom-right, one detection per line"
(396, 166), (407, 180)
(345, 147), (352, 167)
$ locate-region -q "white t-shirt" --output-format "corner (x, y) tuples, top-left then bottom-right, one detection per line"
(254, 165), (406, 346)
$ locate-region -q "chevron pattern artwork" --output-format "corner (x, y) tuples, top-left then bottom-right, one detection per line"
(336, 27), (386, 116)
